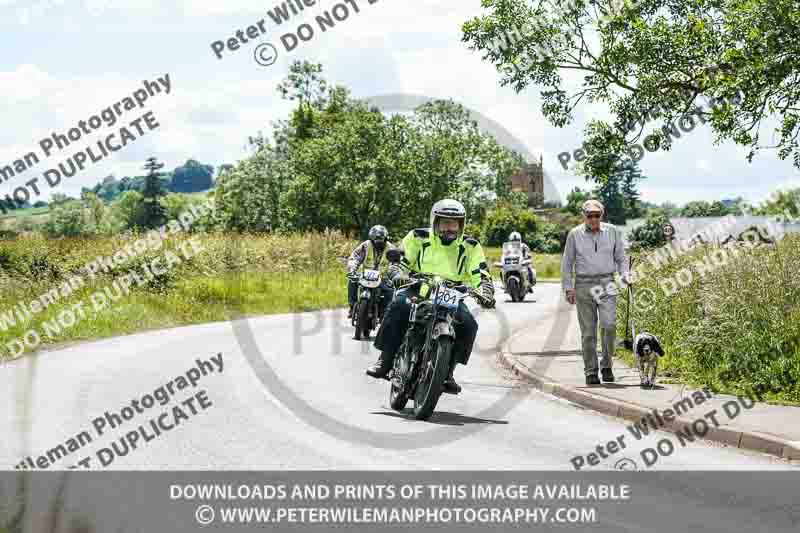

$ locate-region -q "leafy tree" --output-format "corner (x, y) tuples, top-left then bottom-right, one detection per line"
(137, 157), (168, 229)
(462, 0), (800, 183)
(214, 142), (290, 232)
(753, 188), (800, 219)
(170, 159), (214, 193)
(679, 200), (738, 217)
(628, 211), (671, 250)
(564, 187), (591, 215)
(594, 172), (627, 225)
(278, 60), (329, 141)
(619, 161), (645, 218)
(111, 190), (144, 229)
(81, 192), (107, 232)
(530, 221), (564, 253)
(479, 203), (540, 247)
(160, 193), (190, 221)
(215, 62), (524, 238)
(44, 202), (89, 237)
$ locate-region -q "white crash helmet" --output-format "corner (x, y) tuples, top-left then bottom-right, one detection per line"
(430, 199), (466, 244)
(508, 231), (522, 242)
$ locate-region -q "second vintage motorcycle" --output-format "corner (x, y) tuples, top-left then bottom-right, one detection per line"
(494, 241), (536, 302)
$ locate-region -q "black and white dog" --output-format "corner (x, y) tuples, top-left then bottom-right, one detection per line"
(633, 332), (664, 389)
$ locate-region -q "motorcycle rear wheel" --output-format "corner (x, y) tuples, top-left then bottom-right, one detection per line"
(412, 337), (452, 420)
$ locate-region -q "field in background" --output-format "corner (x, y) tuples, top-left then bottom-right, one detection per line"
(0, 231), (355, 359)
(0, 206), (50, 231)
(0, 233), (562, 359)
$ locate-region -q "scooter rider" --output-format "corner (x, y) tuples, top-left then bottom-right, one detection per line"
(506, 231), (535, 292)
(366, 199), (495, 394)
(346, 225), (395, 319)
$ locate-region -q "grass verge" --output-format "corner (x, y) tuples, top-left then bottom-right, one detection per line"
(615, 234), (800, 404)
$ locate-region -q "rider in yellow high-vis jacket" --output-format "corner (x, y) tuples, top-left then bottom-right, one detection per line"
(367, 199), (495, 395)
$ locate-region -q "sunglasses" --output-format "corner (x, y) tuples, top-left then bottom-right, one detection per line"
(585, 213), (602, 219)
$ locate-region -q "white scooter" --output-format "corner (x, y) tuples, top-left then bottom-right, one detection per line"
(493, 241), (536, 302)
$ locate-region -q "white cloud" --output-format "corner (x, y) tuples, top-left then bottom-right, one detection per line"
(2, 0), (799, 206)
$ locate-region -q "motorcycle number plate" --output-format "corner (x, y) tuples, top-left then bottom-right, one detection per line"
(435, 287), (462, 309)
(363, 269), (380, 282)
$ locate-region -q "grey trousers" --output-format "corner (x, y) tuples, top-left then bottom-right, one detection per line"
(575, 281), (617, 376)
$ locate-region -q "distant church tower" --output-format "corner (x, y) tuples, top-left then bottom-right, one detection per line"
(507, 155), (545, 207)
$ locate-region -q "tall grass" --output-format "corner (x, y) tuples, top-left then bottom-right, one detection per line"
(617, 235), (800, 403)
(0, 231), (357, 359)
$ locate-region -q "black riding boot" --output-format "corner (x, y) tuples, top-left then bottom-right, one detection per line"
(366, 350), (394, 380)
(442, 359), (461, 394)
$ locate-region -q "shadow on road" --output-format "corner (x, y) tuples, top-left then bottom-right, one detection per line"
(371, 410), (509, 426)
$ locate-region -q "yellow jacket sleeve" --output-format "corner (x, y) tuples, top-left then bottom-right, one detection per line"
(465, 242), (490, 289)
(399, 230), (421, 274)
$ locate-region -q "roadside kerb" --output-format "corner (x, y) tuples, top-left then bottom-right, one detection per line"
(497, 342), (800, 461)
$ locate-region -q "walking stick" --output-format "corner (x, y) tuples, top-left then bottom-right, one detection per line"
(623, 256), (634, 350)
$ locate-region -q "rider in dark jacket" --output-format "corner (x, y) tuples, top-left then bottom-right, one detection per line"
(346, 225), (395, 319)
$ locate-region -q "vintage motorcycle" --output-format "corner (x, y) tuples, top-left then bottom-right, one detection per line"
(493, 241), (536, 302)
(351, 269), (388, 340)
(388, 273), (494, 420)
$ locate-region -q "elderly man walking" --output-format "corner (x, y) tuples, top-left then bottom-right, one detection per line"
(561, 200), (628, 385)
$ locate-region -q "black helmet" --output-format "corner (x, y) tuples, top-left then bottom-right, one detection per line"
(368, 225), (388, 248)
(430, 199), (466, 245)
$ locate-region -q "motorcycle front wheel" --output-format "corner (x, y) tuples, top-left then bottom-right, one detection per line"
(389, 339), (411, 412)
(412, 337), (452, 421)
(508, 276), (521, 302)
(354, 299), (370, 340)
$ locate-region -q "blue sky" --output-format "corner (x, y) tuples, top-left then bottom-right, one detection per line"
(1, 0), (798, 206)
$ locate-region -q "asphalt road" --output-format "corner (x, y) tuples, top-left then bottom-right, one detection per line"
(2, 283), (794, 472)
(3, 283), (800, 532)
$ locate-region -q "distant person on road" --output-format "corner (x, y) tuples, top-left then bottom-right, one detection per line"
(561, 199), (628, 385)
(346, 225), (395, 319)
(366, 199), (496, 394)
(504, 231), (535, 292)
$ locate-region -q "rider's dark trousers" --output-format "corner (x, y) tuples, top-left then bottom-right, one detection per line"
(348, 280), (358, 306)
(373, 287), (478, 365)
(349, 280), (393, 315)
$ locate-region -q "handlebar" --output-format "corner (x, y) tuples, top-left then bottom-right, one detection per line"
(396, 273), (495, 308)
